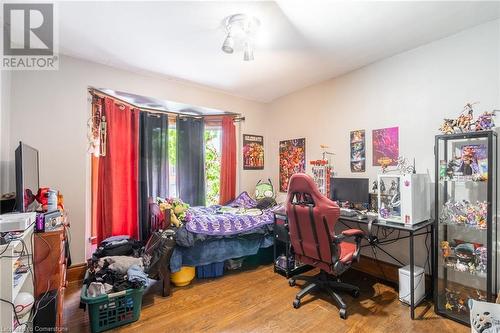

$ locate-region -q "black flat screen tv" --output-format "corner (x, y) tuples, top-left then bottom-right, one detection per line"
(15, 142), (40, 212)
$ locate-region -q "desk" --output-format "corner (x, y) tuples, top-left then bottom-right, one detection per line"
(339, 216), (435, 320)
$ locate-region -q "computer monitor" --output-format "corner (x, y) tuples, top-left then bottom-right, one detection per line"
(330, 177), (369, 205)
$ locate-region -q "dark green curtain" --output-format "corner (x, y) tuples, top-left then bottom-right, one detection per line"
(139, 112), (169, 241)
(177, 117), (205, 206)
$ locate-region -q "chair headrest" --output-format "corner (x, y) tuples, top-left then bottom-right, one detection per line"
(286, 173), (331, 206)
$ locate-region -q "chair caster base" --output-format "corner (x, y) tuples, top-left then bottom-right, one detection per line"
(339, 308), (347, 319)
(289, 279), (296, 287)
(293, 299), (301, 309)
(351, 289), (360, 298)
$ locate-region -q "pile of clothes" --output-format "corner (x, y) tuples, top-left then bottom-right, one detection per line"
(84, 236), (149, 297)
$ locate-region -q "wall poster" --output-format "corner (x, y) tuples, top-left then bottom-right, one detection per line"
(372, 126), (399, 166)
(279, 138), (306, 192)
(350, 130), (366, 172)
(243, 134), (264, 170)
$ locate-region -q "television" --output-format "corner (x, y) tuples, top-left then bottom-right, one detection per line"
(15, 142), (40, 212)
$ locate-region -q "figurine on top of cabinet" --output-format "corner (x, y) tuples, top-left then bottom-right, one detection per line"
(439, 119), (455, 135)
(439, 103), (475, 134)
(474, 111), (497, 131)
(439, 103), (498, 134)
(455, 103), (475, 132)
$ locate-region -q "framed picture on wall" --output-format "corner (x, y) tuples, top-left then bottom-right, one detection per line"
(279, 138), (306, 192)
(242, 134), (264, 170)
(350, 130), (366, 172)
(372, 126), (399, 166)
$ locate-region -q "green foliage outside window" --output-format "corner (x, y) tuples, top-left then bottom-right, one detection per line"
(168, 127), (177, 167)
(205, 129), (221, 205)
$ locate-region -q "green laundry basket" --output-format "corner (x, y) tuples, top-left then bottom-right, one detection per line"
(80, 281), (145, 333)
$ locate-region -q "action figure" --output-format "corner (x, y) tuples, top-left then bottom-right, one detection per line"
(446, 158), (460, 179)
(454, 104), (474, 132)
(389, 180), (398, 196)
(439, 103), (476, 134)
(475, 111), (497, 131)
(441, 241), (452, 267)
(379, 180), (386, 193)
(439, 119), (455, 135)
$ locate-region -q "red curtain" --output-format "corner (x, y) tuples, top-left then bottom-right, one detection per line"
(95, 97), (140, 243)
(219, 116), (236, 204)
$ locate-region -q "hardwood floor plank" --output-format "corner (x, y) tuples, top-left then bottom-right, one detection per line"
(65, 265), (468, 333)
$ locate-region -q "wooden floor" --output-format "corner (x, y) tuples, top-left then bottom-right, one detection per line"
(65, 265), (468, 333)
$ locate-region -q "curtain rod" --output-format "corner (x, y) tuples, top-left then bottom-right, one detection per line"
(88, 87), (244, 121)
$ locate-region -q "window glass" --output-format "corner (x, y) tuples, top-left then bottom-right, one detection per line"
(205, 125), (221, 205)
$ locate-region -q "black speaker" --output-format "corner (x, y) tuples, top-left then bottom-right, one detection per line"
(33, 290), (58, 330)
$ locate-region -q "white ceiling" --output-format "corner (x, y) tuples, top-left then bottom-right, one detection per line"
(57, 1), (500, 102)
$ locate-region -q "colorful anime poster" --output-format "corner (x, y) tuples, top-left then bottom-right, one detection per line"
(279, 138), (306, 192)
(243, 134), (264, 170)
(372, 127), (399, 166)
(350, 130), (366, 172)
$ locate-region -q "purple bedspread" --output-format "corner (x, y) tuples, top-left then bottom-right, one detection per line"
(185, 206), (274, 236)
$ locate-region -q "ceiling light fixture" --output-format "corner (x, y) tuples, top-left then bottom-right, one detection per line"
(243, 41), (254, 61)
(221, 13), (260, 61)
(221, 32), (234, 54)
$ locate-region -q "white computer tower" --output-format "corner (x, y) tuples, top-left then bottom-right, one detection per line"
(377, 173), (430, 225)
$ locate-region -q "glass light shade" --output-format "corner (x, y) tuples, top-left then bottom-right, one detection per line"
(243, 41), (254, 61)
(221, 34), (234, 54)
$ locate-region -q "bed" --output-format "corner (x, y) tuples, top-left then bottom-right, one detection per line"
(164, 192), (278, 273)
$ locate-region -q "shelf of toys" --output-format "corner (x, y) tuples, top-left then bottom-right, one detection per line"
(310, 159), (331, 196)
(434, 104), (498, 325)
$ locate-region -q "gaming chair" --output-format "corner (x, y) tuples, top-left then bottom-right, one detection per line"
(286, 173), (364, 319)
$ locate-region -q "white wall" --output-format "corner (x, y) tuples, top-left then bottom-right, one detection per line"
(0, 70), (12, 194)
(7, 55), (270, 264)
(267, 20), (500, 267)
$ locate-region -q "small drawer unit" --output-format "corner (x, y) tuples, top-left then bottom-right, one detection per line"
(398, 265), (425, 306)
(273, 210), (312, 278)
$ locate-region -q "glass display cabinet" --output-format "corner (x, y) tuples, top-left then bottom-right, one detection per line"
(434, 131), (497, 325)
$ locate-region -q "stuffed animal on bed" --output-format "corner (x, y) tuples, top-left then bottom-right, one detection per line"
(255, 179), (275, 200)
(158, 197), (190, 227)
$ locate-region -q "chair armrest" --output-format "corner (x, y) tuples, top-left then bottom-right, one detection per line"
(333, 229), (364, 266)
(341, 229), (364, 237)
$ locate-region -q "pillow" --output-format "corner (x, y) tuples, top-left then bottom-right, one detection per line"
(228, 191), (257, 208)
(255, 197), (277, 210)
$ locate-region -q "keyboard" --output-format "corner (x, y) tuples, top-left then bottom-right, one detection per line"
(340, 208), (358, 217)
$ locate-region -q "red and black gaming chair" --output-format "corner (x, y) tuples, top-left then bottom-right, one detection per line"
(286, 173), (364, 319)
